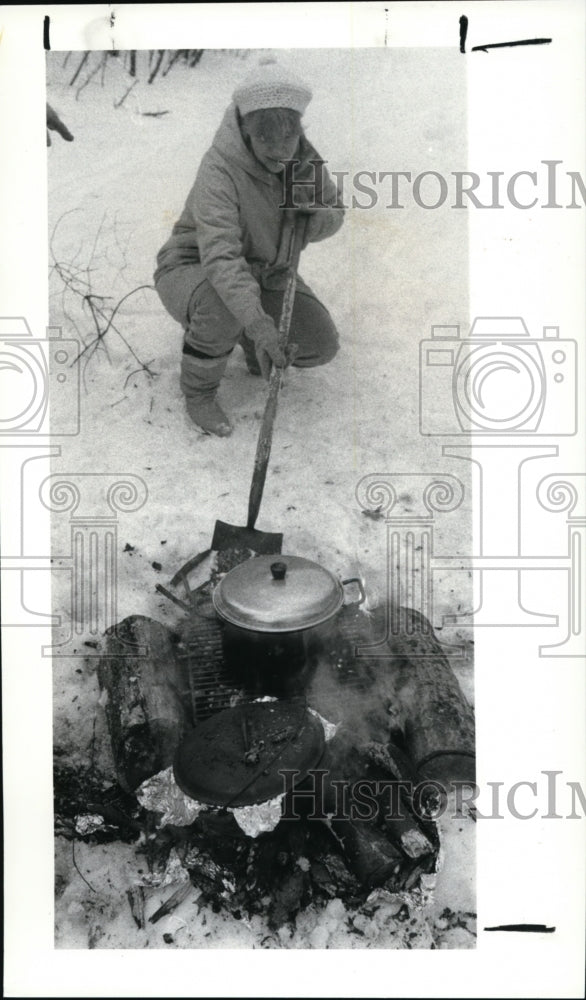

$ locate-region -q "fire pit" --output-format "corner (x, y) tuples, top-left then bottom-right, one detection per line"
(90, 551), (474, 931)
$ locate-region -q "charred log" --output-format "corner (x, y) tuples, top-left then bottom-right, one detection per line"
(98, 615), (190, 792)
(370, 605), (475, 785)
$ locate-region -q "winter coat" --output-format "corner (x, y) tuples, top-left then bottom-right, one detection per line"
(154, 104), (344, 328)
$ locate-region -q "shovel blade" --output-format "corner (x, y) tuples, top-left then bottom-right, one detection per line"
(211, 519), (283, 555)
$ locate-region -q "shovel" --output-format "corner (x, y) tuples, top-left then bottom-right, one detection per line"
(164, 213), (308, 593)
(211, 211), (308, 555)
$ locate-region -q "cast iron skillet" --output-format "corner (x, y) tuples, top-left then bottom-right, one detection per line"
(173, 699), (325, 808)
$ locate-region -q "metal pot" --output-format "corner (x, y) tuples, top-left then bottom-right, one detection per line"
(212, 554), (365, 697)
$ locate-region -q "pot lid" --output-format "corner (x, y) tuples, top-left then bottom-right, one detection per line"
(212, 554), (344, 632)
(173, 700), (325, 806)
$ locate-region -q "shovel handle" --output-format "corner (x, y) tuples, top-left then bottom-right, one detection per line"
(247, 214), (308, 531)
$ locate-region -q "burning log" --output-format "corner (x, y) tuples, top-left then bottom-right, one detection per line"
(325, 816), (403, 886)
(363, 741), (436, 859)
(321, 735), (435, 866)
(381, 803), (435, 859)
(364, 740), (417, 784)
(98, 615), (189, 792)
(382, 607), (475, 785)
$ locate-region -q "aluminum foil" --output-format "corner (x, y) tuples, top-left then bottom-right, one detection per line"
(136, 766), (208, 826)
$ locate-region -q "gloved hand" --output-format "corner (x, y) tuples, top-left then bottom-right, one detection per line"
(245, 315), (285, 380)
(46, 103), (74, 146)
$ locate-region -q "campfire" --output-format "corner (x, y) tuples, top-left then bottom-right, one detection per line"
(68, 547), (476, 934)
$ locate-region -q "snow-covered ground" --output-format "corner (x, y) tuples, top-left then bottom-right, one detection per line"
(47, 47), (474, 950)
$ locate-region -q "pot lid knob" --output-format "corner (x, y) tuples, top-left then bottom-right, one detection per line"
(270, 561), (287, 581)
(212, 554), (344, 632)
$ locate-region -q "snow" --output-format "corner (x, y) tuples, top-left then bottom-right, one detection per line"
(47, 47), (474, 950)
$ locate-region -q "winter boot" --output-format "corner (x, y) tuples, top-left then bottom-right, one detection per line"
(239, 332), (262, 376)
(180, 352), (232, 437)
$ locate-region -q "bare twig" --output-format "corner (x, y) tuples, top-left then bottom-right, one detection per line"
(88, 211), (109, 282)
(97, 283), (153, 337)
(148, 50), (165, 85)
(84, 293), (109, 340)
(72, 840), (97, 893)
(114, 79), (138, 109)
(155, 584), (192, 615)
(50, 208), (83, 253)
(49, 210), (97, 343)
(76, 55), (106, 101)
(110, 212), (132, 273)
(89, 715), (97, 777)
(124, 361), (157, 387)
(69, 51), (89, 86)
(80, 305), (158, 384)
(71, 284), (156, 366)
(50, 212), (158, 383)
(162, 50), (184, 77)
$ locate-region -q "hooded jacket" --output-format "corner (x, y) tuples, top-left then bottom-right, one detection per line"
(154, 104), (344, 329)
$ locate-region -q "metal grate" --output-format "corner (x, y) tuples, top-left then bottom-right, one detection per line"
(177, 607), (254, 723)
(322, 603), (389, 691)
(177, 599), (385, 724)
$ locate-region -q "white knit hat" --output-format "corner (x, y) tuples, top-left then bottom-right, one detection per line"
(233, 62), (312, 116)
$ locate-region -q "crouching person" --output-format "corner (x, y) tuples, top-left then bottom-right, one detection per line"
(154, 62), (344, 436)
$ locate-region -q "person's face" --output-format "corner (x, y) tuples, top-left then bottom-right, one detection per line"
(247, 128), (300, 173)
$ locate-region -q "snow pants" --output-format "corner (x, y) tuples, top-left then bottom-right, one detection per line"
(155, 265), (339, 365)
